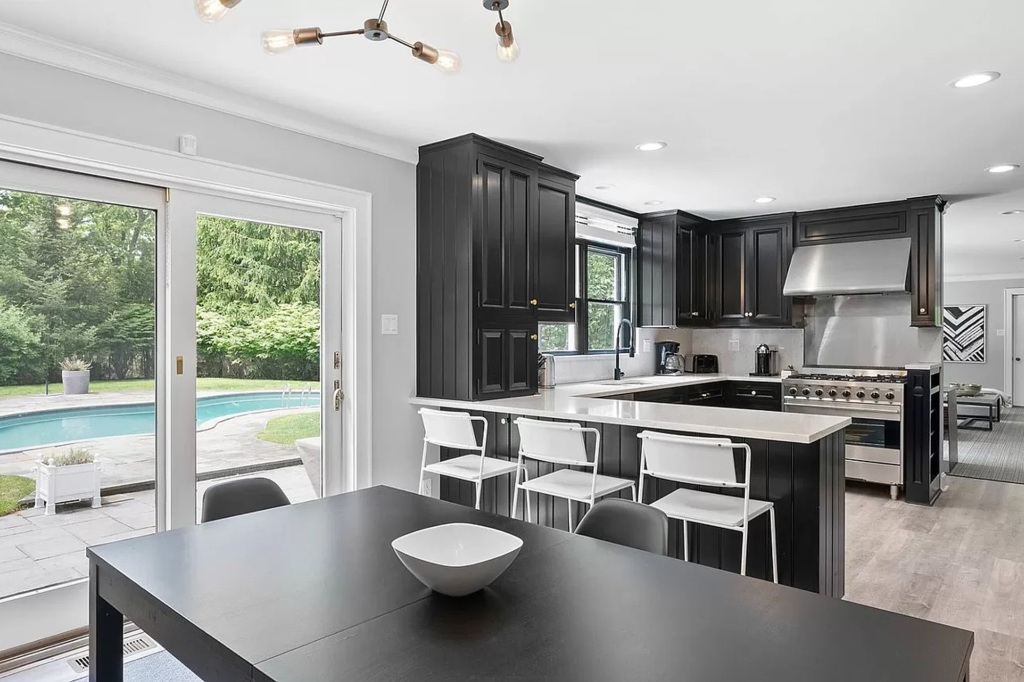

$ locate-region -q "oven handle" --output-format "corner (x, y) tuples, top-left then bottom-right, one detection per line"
(783, 401), (902, 421)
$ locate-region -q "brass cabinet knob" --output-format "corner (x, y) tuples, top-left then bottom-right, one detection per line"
(530, 334), (539, 340)
(919, 307), (927, 314)
(530, 298), (538, 306)
(501, 418), (507, 425)
(691, 311), (699, 317)
(752, 391), (758, 396)
(569, 302), (576, 309)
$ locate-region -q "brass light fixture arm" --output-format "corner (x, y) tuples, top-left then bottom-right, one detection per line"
(377, 0), (391, 24)
(387, 33), (415, 50)
(320, 28), (366, 39)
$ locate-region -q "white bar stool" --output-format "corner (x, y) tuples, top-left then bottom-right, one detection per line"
(513, 418), (636, 532)
(418, 408), (518, 510)
(637, 430), (778, 583)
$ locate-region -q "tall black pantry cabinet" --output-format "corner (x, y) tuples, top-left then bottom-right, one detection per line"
(417, 134), (578, 401)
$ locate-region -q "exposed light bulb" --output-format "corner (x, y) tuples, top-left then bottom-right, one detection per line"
(433, 50), (462, 75)
(262, 29), (298, 55)
(195, 0), (235, 23)
(495, 21), (519, 63)
(496, 40), (520, 63)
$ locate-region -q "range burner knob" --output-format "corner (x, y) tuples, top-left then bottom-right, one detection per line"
(856, 390), (866, 399)
(885, 392), (896, 401)
(828, 389), (838, 397)
(842, 389), (852, 398)
(802, 388), (811, 396)
(870, 391), (880, 400)
(788, 387), (798, 396)
(814, 388), (824, 397)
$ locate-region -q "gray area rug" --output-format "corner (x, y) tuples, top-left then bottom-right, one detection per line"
(950, 406), (1024, 485)
(74, 651), (199, 682)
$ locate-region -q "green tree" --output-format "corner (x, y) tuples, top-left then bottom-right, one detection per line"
(0, 300), (42, 384)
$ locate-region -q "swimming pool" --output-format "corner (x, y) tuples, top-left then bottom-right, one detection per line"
(0, 392), (320, 453)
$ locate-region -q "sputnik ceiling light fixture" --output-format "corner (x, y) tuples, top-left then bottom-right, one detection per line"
(195, 0), (520, 73)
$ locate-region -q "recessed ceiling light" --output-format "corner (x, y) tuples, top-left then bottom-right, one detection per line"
(594, 184), (616, 191)
(986, 164), (1020, 174)
(951, 71), (1001, 88)
(1002, 210), (1024, 215)
(644, 200), (663, 206)
(754, 197), (777, 204)
(635, 141), (667, 152)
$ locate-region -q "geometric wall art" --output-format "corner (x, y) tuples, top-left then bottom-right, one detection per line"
(942, 304), (986, 363)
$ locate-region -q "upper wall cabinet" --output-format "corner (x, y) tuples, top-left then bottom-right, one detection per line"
(712, 214), (796, 327)
(795, 201), (909, 246)
(417, 134), (578, 401)
(638, 211), (709, 327)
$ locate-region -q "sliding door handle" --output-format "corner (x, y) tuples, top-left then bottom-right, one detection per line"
(333, 380), (343, 411)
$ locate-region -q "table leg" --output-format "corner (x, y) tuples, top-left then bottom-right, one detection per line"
(89, 563), (123, 682)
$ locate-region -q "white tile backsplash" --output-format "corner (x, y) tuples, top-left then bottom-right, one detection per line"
(692, 329), (804, 375)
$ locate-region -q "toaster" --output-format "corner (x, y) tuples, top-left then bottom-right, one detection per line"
(688, 354), (719, 374)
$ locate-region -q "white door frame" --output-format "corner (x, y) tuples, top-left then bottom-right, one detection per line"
(1005, 288), (1024, 405)
(0, 113), (374, 494)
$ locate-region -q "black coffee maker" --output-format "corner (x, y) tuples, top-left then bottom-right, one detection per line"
(753, 343), (779, 376)
(655, 341), (681, 374)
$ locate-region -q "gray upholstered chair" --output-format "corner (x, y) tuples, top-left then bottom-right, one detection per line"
(574, 497), (669, 556)
(201, 477), (291, 523)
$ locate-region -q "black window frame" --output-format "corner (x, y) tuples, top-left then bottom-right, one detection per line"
(538, 240), (634, 356)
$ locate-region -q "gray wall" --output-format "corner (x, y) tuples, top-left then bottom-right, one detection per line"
(943, 277), (1024, 391)
(0, 54), (421, 490)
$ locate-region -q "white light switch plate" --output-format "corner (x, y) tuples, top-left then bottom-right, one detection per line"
(381, 314), (399, 335)
(728, 339), (740, 352)
(178, 134), (197, 156)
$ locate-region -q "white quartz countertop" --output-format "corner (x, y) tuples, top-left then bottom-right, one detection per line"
(411, 374), (850, 444)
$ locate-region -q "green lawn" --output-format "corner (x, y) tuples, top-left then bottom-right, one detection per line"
(0, 475), (35, 517)
(0, 378), (321, 399)
(257, 412), (320, 446)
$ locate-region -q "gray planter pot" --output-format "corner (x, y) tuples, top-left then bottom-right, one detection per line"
(61, 370), (91, 395)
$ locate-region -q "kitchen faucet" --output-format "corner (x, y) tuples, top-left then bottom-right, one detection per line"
(613, 318), (635, 381)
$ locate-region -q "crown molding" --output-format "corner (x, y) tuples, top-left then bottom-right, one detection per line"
(944, 272), (1024, 283)
(0, 21), (417, 164)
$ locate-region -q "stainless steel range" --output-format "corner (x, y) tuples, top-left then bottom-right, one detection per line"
(782, 370), (906, 500)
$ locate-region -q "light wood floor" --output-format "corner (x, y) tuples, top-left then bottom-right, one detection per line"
(846, 476), (1024, 680)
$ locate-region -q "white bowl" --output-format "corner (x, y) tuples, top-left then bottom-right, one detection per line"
(392, 523), (524, 597)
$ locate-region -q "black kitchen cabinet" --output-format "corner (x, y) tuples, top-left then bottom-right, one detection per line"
(417, 134), (578, 401)
(711, 215), (795, 327)
(908, 197), (944, 328)
(794, 201), (909, 246)
(535, 165), (577, 322)
(728, 382), (783, 411)
(688, 382), (727, 407)
(638, 210), (710, 327)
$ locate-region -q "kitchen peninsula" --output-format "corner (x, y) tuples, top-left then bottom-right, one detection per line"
(411, 374), (850, 597)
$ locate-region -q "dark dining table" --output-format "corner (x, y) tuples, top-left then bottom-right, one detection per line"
(88, 485), (973, 681)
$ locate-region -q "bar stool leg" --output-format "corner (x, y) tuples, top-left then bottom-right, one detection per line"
(740, 525), (749, 577)
(682, 520), (689, 562)
(474, 481), (483, 510)
(769, 507), (779, 584)
(568, 499), (574, 532)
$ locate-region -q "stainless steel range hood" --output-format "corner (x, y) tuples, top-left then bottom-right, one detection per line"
(783, 238), (911, 297)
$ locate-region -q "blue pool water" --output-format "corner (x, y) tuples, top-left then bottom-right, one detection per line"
(0, 392), (319, 453)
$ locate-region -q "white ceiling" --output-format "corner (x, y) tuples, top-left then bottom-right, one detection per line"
(0, 0), (1023, 277)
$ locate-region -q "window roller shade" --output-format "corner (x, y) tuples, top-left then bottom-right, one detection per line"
(575, 203), (637, 249)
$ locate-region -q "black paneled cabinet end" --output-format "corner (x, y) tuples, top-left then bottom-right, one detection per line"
(417, 134), (579, 401)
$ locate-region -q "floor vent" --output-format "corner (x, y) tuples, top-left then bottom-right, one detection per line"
(66, 635), (157, 673)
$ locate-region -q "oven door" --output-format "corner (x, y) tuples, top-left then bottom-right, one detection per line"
(783, 401), (902, 465)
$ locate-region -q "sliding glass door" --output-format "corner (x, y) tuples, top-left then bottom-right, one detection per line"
(0, 160), (164, 649)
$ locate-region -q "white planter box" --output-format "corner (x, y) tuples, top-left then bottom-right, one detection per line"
(61, 370), (91, 395)
(35, 460), (102, 515)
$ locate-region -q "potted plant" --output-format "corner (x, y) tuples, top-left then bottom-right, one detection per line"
(34, 448), (102, 515)
(60, 356), (92, 395)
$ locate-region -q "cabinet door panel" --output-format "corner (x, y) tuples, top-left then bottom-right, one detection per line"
(506, 168), (533, 313)
(910, 204), (940, 327)
(717, 229), (747, 323)
(479, 328), (507, 396)
(478, 160), (506, 311)
(747, 224), (787, 324)
(676, 226), (694, 322)
(536, 180), (574, 319)
(508, 328), (537, 393)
